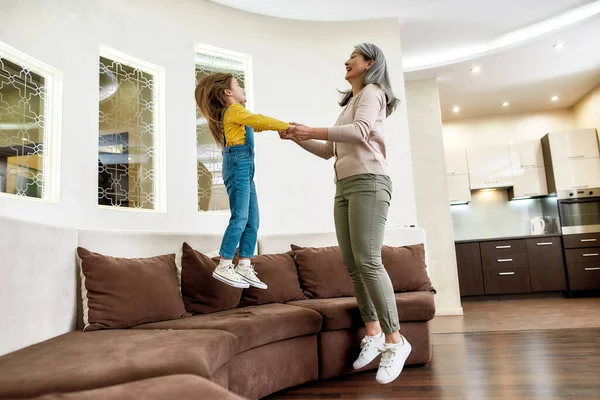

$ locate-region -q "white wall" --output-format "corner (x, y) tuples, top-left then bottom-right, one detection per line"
(574, 82), (600, 132)
(443, 109), (575, 150)
(405, 78), (462, 316)
(0, 0), (417, 235)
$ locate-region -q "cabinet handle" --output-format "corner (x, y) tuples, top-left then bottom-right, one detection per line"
(447, 171), (455, 175)
(536, 242), (553, 246)
(581, 239), (597, 242)
(523, 192), (539, 196)
(568, 155), (584, 159)
(584, 267), (600, 271)
(521, 164), (536, 167)
(484, 180), (499, 184)
(583, 253), (599, 257)
(573, 185), (589, 189)
(496, 245), (511, 249)
(497, 258), (513, 262)
(499, 272), (515, 276)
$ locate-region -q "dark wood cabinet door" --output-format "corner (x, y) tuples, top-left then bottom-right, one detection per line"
(480, 240), (528, 268)
(566, 261), (600, 291)
(455, 242), (484, 296)
(526, 238), (567, 292)
(483, 265), (531, 295)
(562, 233), (600, 249)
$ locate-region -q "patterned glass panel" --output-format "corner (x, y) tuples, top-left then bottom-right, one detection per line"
(98, 56), (155, 209)
(195, 51), (248, 212)
(0, 55), (47, 199)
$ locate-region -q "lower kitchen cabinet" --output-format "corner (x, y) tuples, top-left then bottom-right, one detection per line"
(526, 237), (567, 292)
(483, 265), (531, 295)
(456, 236), (568, 296)
(455, 242), (485, 296)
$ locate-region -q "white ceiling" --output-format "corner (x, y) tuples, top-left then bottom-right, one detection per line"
(209, 0), (600, 120)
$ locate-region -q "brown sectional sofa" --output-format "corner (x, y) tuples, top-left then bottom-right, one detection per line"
(0, 220), (435, 399)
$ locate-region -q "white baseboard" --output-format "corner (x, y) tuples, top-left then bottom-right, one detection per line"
(434, 307), (464, 316)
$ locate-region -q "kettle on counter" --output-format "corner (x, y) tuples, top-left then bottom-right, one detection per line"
(531, 217), (546, 235)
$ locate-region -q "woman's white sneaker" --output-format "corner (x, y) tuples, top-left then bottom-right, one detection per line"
(235, 264), (267, 290)
(375, 337), (412, 384)
(212, 264), (250, 289)
(353, 333), (385, 370)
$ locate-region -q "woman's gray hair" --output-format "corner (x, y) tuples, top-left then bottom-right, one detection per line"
(339, 43), (400, 117)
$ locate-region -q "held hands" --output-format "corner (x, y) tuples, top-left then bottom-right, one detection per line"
(278, 122), (313, 142)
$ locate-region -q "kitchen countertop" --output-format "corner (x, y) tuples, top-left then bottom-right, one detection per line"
(455, 234), (562, 244)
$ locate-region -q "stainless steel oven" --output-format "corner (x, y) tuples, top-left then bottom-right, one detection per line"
(558, 188), (600, 235)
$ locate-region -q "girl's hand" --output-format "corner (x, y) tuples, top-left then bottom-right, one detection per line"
(288, 123), (313, 141)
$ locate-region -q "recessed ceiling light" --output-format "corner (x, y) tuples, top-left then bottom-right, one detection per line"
(470, 66), (481, 74)
(553, 42), (565, 49)
(551, 95), (559, 102)
(453, 106), (460, 113)
(502, 102), (509, 107)
(128, 157), (132, 161)
(21, 138), (27, 141)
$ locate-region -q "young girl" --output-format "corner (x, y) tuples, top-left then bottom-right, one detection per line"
(195, 73), (290, 289)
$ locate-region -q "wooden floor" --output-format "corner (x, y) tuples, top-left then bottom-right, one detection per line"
(265, 298), (600, 400)
(431, 296), (600, 334)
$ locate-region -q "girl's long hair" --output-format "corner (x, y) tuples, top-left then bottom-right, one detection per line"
(195, 72), (233, 148)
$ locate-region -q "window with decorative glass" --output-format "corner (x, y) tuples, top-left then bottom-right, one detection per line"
(98, 53), (160, 210)
(194, 46), (251, 212)
(0, 51), (53, 199)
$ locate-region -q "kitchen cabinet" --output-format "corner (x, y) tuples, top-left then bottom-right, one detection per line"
(446, 149), (471, 204)
(467, 145), (513, 189)
(509, 140), (545, 169)
(546, 129), (600, 162)
(562, 233), (600, 291)
(447, 174), (471, 204)
(509, 167), (548, 199)
(445, 148), (469, 175)
(552, 158), (600, 191)
(526, 237), (567, 292)
(455, 235), (569, 296)
(455, 243), (484, 296)
(508, 140), (548, 199)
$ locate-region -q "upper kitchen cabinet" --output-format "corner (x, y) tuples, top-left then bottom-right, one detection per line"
(510, 167), (548, 199)
(445, 148), (471, 204)
(448, 174), (471, 204)
(552, 158), (600, 191)
(509, 140), (545, 169)
(445, 148), (469, 176)
(542, 129), (600, 193)
(508, 140), (548, 199)
(545, 129), (600, 162)
(467, 145), (514, 190)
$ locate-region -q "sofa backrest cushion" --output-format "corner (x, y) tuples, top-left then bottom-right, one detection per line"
(77, 248), (190, 331)
(382, 244), (434, 292)
(240, 252), (307, 306)
(291, 245), (354, 299)
(180, 242), (242, 313)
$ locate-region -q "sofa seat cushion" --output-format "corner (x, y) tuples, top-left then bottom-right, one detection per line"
(133, 303), (323, 353)
(0, 330), (236, 399)
(286, 291), (435, 332)
(28, 375), (244, 400)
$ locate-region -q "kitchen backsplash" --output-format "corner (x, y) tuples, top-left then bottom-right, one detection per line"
(451, 189), (559, 241)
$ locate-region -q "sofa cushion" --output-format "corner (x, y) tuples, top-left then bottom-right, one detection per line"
(77, 248), (190, 331)
(0, 329), (236, 399)
(29, 375), (244, 400)
(382, 244), (434, 292)
(286, 291), (435, 332)
(240, 252), (306, 306)
(133, 303), (322, 353)
(181, 243), (242, 314)
(291, 244), (354, 298)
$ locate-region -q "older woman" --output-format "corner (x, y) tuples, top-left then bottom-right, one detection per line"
(280, 43), (411, 384)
